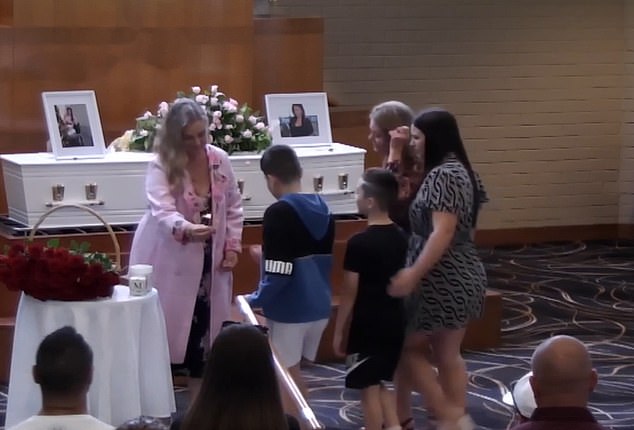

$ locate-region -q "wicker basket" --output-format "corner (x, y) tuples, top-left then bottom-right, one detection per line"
(8, 204), (122, 301)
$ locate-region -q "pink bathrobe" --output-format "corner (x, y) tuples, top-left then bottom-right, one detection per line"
(128, 144), (243, 364)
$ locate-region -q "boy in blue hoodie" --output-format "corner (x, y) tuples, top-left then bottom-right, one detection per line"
(246, 144), (334, 400)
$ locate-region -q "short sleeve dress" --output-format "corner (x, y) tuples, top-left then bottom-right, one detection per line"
(405, 157), (488, 332)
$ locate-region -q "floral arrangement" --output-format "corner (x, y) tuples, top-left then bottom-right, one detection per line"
(0, 239), (120, 301)
(110, 84), (272, 154)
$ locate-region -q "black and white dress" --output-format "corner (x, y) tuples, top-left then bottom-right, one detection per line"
(405, 157), (488, 332)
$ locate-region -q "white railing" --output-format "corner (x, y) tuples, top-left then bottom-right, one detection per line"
(235, 295), (324, 430)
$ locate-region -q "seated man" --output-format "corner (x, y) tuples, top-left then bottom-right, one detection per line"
(512, 335), (607, 430)
(9, 326), (114, 430)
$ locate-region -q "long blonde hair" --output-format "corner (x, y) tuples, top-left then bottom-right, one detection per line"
(155, 98), (208, 187)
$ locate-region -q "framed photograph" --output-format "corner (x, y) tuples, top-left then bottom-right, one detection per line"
(42, 90), (107, 159)
(265, 92), (332, 146)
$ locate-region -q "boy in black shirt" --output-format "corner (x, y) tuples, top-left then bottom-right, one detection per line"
(333, 168), (408, 430)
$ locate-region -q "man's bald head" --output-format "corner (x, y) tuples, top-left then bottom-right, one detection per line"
(529, 335), (597, 407)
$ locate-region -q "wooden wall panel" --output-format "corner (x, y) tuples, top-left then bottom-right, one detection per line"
(0, 0), (11, 26)
(0, 0), (255, 213)
(8, 31), (254, 146)
(0, 28), (12, 135)
(252, 17), (323, 112)
(330, 108), (383, 168)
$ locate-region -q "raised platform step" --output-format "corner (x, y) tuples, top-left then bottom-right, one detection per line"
(0, 316), (16, 385)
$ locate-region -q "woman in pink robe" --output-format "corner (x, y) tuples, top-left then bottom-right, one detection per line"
(128, 98), (243, 396)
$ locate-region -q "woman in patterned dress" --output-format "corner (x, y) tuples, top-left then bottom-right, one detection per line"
(390, 108), (488, 430)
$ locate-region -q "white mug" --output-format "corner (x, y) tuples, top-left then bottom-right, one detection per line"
(129, 276), (150, 296)
(128, 264), (152, 286)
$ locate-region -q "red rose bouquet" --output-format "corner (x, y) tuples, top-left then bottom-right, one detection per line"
(0, 239), (120, 301)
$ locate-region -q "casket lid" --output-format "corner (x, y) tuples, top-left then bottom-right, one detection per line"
(1, 152), (154, 166)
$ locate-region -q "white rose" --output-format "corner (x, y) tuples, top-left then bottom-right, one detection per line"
(213, 110), (222, 118)
(192, 86), (201, 94)
(242, 130), (253, 139)
(225, 124), (234, 130)
(225, 135), (234, 144)
(222, 101), (233, 110)
(139, 129), (149, 137)
(213, 117), (222, 126)
(210, 85), (219, 94)
(142, 111), (153, 119)
(227, 104), (238, 113)
(158, 101), (169, 117)
(210, 97), (219, 105)
(229, 98), (238, 106)
(255, 122), (266, 130)
(195, 94), (209, 104)
(248, 115), (257, 125)
(235, 114), (244, 123)
(122, 129), (135, 141)
(209, 124), (216, 131)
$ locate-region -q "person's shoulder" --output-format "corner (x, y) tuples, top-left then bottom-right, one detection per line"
(206, 143), (229, 159)
(264, 200), (294, 218)
(348, 228), (372, 246)
(84, 416), (115, 430)
(426, 161), (462, 184)
(5, 416), (35, 430)
(263, 201), (298, 231)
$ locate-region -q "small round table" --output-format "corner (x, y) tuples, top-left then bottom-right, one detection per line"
(5, 285), (176, 428)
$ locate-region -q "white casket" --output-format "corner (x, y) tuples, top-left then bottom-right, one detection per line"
(1, 142), (365, 228)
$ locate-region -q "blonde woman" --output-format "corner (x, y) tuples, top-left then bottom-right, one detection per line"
(129, 98), (243, 399)
(368, 101), (422, 233)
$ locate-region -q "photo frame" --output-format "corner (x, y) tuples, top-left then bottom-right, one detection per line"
(265, 92), (332, 146)
(42, 90), (107, 159)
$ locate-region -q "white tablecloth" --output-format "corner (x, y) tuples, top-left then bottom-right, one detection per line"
(5, 285), (176, 428)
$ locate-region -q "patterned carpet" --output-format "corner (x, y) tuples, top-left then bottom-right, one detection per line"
(2, 240), (634, 429)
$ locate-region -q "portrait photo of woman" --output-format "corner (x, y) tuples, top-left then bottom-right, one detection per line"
(282, 103), (317, 138)
(55, 104), (94, 148)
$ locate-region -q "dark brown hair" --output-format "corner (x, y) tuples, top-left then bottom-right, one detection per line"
(180, 324), (288, 430)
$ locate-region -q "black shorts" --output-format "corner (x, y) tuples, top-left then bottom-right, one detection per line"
(344, 349), (401, 390)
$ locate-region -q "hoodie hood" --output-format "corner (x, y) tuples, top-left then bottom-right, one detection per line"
(281, 193), (331, 240)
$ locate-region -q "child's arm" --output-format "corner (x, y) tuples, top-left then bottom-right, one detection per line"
(333, 269), (358, 358)
(246, 205), (294, 308)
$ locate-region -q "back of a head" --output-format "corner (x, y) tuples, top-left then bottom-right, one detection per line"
(182, 324), (287, 430)
(531, 335), (595, 403)
(360, 168), (399, 212)
(260, 144), (302, 185)
(369, 101), (414, 133)
(34, 326), (93, 397)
